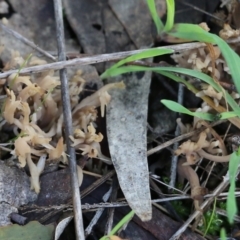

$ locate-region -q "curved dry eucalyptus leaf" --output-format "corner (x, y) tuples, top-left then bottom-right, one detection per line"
(106, 71), (152, 221)
(55, 216), (73, 240)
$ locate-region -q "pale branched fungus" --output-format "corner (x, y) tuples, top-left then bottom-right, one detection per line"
(72, 106), (98, 132)
(70, 123), (111, 164)
(178, 158), (208, 210)
(175, 129), (231, 165)
(175, 130), (210, 165)
(219, 24), (240, 40)
(0, 49), (124, 193)
(196, 85), (223, 107)
(73, 81), (125, 117)
(27, 154), (47, 193)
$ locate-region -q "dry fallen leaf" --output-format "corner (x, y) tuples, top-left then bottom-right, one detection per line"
(106, 71), (152, 221)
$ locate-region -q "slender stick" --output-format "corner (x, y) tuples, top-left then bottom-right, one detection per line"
(53, 0), (85, 239)
(169, 84), (184, 190)
(85, 187), (112, 237)
(0, 42), (207, 78)
(0, 22), (56, 62)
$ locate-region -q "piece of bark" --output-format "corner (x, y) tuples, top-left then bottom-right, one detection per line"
(63, 0), (107, 55)
(109, 0), (165, 48)
(0, 161), (37, 226)
(102, 4), (135, 54)
(8, 0), (78, 52)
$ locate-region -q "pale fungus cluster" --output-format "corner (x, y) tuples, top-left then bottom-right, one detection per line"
(0, 48), (125, 193)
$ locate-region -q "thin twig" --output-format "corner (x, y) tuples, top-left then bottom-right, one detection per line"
(53, 0), (84, 239)
(105, 176), (119, 235)
(0, 42), (207, 78)
(80, 170), (115, 200)
(85, 187), (112, 237)
(169, 84), (184, 190)
(19, 190), (240, 215)
(150, 178), (183, 222)
(176, 0), (225, 23)
(0, 22), (56, 62)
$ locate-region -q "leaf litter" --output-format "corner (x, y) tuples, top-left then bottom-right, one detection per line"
(1, 0), (240, 239)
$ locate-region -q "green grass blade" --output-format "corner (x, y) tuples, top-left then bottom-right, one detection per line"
(161, 100), (238, 120)
(204, 198), (217, 236)
(156, 67), (240, 114)
(163, 0), (175, 32)
(168, 23), (215, 43)
(227, 182), (236, 224)
(101, 65), (240, 115)
(146, 0), (164, 34)
(161, 99), (215, 120)
(100, 210), (135, 240)
(168, 23), (240, 94)
(220, 228), (227, 240)
(227, 150), (240, 224)
(101, 48), (173, 79)
(158, 70), (198, 92)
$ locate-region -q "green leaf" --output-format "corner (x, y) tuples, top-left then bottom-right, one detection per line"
(100, 210), (135, 240)
(227, 151), (240, 224)
(156, 67), (240, 115)
(220, 228), (227, 240)
(0, 221), (54, 240)
(168, 23), (215, 43)
(204, 198), (217, 236)
(163, 0), (175, 32)
(146, 0), (164, 34)
(161, 99), (215, 120)
(100, 48), (173, 79)
(101, 65), (240, 116)
(168, 23), (240, 95)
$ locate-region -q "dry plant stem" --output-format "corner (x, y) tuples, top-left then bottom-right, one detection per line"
(0, 22), (56, 62)
(53, 0), (84, 239)
(0, 42), (208, 79)
(150, 178), (183, 222)
(176, 0), (225, 23)
(21, 190), (240, 214)
(169, 84), (184, 190)
(85, 187), (112, 237)
(80, 170), (115, 200)
(105, 176), (119, 235)
(202, 161), (216, 188)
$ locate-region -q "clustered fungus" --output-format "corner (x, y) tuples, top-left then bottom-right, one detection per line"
(178, 158), (208, 210)
(175, 129), (230, 166)
(175, 102), (231, 210)
(0, 49), (125, 193)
